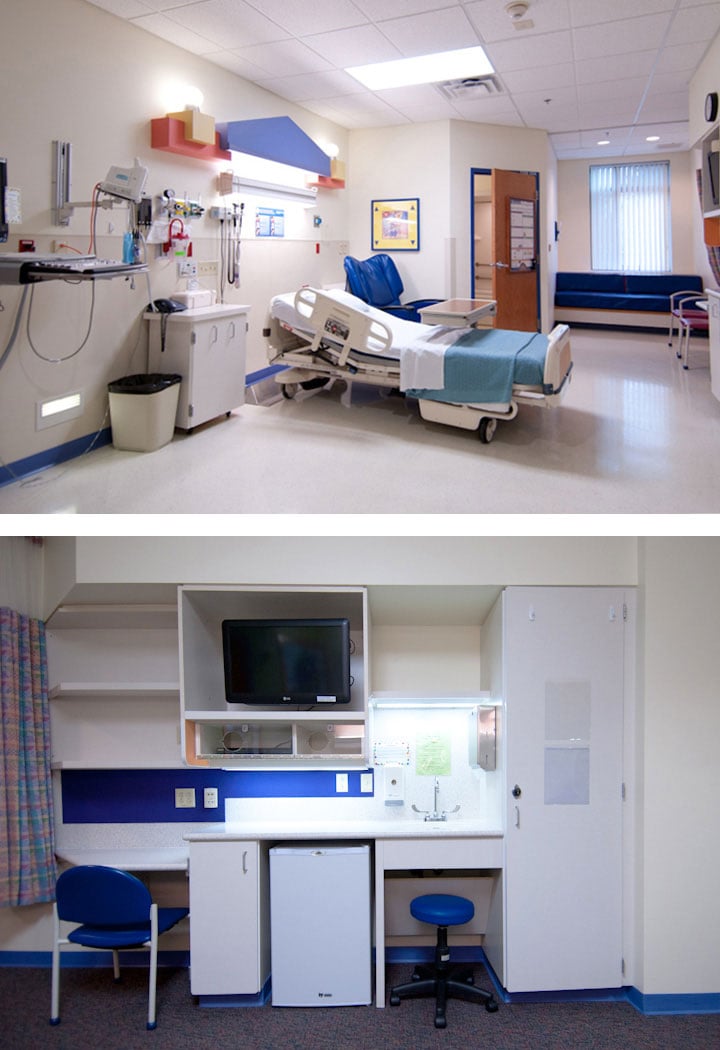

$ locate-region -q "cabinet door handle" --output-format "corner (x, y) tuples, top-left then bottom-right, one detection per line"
(228, 322), (235, 340)
(242, 850), (248, 874)
(514, 805), (520, 829)
(210, 325), (218, 345)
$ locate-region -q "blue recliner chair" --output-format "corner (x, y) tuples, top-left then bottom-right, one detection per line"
(343, 254), (442, 322)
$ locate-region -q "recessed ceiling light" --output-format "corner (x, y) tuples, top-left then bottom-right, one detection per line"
(345, 45), (494, 91)
(646, 135), (660, 142)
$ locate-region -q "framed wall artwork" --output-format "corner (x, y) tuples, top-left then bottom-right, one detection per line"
(371, 197), (420, 251)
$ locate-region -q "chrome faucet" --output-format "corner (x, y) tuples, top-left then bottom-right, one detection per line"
(412, 777), (460, 822)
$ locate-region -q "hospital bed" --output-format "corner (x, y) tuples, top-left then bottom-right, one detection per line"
(265, 287), (572, 443)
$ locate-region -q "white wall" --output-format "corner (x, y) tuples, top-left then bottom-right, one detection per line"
(347, 120), (558, 331)
(0, 537), (44, 618)
(638, 538), (720, 995)
(0, 0), (349, 469)
(557, 151), (702, 278)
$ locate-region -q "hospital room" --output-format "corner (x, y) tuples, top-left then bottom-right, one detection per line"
(1, 534), (719, 1050)
(1, 0), (720, 516)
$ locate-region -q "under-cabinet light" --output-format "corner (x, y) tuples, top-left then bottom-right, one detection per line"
(228, 175), (317, 204)
(346, 45), (494, 91)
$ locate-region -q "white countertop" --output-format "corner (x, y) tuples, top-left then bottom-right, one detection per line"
(55, 846), (190, 870)
(183, 818), (502, 842)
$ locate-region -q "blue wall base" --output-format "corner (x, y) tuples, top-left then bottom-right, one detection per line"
(0, 428), (112, 488)
(626, 986), (720, 1016)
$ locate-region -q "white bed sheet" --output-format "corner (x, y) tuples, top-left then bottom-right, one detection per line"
(270, 287), (474, 389)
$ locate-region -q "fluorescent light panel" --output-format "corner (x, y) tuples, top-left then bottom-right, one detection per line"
(346, 45), (494, 91)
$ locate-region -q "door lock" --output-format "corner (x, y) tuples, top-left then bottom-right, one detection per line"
(512, 784), (522, 798)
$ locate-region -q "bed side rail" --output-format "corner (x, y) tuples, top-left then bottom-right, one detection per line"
(294, 288), (393, 365)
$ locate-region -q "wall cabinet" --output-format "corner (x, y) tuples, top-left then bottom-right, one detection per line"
(701, 125), (720, 244)
(179, 585), (368, 768)
(188, 840), (269, 997)
(146, 304), (249, 431)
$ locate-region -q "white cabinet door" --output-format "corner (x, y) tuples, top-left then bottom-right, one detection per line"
(503, 587), (627, 992)
(189, 840), (266, 996)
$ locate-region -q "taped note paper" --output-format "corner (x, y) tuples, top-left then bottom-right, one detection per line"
(416, 734), (451, 776)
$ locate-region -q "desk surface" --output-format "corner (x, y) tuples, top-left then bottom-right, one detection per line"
(183, 818), (502, 842)
(55, 847), (189, 871)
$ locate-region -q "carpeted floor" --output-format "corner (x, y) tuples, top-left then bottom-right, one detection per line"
(2, 965), (719, 1050)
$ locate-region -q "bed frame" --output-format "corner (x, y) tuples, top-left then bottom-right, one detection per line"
(265, 288), (572, 443)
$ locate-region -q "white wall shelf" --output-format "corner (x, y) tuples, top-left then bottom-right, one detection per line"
(50, 682), (180, 700)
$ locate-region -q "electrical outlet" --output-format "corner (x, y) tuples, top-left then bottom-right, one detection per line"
(360, 772), (374, 794)
(175, 787), (196, 808)
(197, 260), (218, 276)
(335, 773), (349, 793)
(178, 259), (198, 278)
(203, 787), (219, 809)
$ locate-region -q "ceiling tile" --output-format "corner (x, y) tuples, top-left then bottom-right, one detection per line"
(484, 31), (575, 71)
(302, 25), (403, 66)
(377, 8), (483, 58)
(164, 0), (289, 48)
(244, 0), (368, 37)
(572, 14), (674, 60)
(128, 13), (220, 53)
(229, 39), (335, 77)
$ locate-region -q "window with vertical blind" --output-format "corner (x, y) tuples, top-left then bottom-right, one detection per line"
(590, 161), (671, 272)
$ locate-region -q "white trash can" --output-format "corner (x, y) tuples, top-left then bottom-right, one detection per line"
(108, 373), (182, 452)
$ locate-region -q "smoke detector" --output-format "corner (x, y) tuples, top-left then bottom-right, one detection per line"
(436, 75), (504, 102)
(506, 1), (530, 19)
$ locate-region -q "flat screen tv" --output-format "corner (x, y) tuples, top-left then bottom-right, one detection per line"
(222, 618), (352, 705)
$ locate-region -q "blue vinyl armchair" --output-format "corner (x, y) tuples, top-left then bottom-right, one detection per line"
(50, 865), (188, 1030)
(343, 254), (442, 322)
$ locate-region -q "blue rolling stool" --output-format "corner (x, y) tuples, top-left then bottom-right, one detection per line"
(389, 893), (499, 1029)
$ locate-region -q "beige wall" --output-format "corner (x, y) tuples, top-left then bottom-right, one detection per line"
(0, 0), (349, 469)
(556, 151), (703, 278)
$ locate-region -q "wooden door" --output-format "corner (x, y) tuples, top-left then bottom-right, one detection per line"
(491, 168), (539, 331)
(502, 587), (627, 992)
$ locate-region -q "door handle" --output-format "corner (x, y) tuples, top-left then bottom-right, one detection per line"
(242, 850), (248, 874)
(492, 261), (509, 269)
(514, 805), (520, 828)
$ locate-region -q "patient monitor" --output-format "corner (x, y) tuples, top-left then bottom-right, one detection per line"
(99, 158), (148, 203)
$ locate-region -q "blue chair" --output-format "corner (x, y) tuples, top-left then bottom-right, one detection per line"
(389, 893), (498, 1029)
(343, 254), (442, 322)
(50, 865), (188, 1030)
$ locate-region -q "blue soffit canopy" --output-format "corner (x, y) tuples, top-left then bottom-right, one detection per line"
(217, 117), (331, 177)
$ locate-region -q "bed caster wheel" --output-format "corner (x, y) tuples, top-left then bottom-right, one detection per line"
(479, 417), (497, 443)
(281, 383), (298, 399)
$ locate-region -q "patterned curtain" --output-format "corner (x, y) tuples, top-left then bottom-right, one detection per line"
(696, 168), (720, 286)
(0, 607), (56, 907)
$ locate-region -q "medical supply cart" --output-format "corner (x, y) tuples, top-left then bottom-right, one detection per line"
(145, 303), (250, 431)
(269, 843), (372, 1006)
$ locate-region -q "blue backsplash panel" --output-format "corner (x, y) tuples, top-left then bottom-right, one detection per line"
(61, 768), (373, 823)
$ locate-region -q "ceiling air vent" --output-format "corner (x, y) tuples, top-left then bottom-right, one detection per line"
(436, 75), (504, 102)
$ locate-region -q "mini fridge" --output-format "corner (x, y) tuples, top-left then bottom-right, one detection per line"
(269, 843), (372, 1006)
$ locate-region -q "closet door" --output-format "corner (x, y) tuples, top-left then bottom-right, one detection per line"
(503, 587), (628, 992)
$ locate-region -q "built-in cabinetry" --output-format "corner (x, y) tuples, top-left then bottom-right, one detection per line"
(179, 585), (368, 768)
(188, 839), (270, 998)
(701, 124), (720, 245)
(47, 602), (181, 769)
(146, 304), (249, 431)
(481, 586), (633, 993)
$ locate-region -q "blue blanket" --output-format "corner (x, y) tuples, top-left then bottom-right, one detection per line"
(406, 328), (548, 405)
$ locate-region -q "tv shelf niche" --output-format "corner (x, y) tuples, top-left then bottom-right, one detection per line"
(179, 585), (368, 768)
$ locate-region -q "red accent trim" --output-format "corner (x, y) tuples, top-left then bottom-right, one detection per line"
(151, 117), (231, 161)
